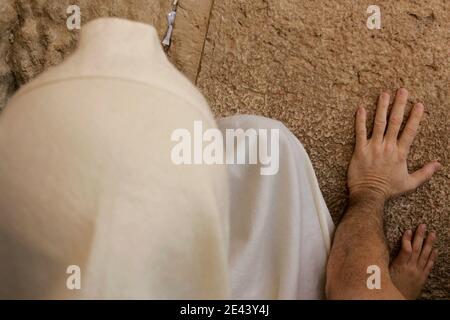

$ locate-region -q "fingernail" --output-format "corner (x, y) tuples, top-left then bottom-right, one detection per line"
(398, 88), (408, 95)
(415, 103), (424, 111)
(434, 162), (443, 171)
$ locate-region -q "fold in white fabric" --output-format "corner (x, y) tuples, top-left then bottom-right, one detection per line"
(218, 115), (334, 299)
(0, 18), (333, 299)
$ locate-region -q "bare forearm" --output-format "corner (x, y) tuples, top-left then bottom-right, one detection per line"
(326, 193), (401, 299)
(326, 89), (440, 300)
(331, 193), (388, 272)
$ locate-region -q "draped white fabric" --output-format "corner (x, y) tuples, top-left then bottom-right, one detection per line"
(0, 18), (333, 299)
(218, 115), (334, 299)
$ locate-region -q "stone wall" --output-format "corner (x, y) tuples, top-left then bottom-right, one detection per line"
(0, 0), (213, 109)
(0, 0), (448, 299)
(197, 0), (450, 299)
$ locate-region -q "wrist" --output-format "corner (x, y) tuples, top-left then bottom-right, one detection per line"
(349, 187), (387, 207)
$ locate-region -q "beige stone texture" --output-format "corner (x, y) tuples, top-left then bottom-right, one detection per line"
(197, 0), (449, 299)
(0, 0), (212, 109)
(167, 0), (214, 81)
(0, 0), (18, 111)
(0, 0), (448, 299)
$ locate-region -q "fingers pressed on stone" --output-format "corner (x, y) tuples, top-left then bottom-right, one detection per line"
(372, 92), (390, 143)
(411, 224), (427, 261)
(385, 88), (408, 143)
(399, 103), (424, 153)
(418, 232), (436, 269)
(397, 229), (413, 264)
(424, 249), (438, 276)
(409, 161), (442, 189)
(355, 106), (367, 148)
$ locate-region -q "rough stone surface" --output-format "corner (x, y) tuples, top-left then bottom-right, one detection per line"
(197, 0), (449, 299)
(0, 0), (18, 111)
(0, 0), (448, 299)
(167, 0), (214, 81)
(0, 0), (211, 109)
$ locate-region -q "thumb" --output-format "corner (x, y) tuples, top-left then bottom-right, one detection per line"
(409, 161), (442, 189)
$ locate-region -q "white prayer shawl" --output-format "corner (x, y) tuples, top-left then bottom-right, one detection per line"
(0, 18), (333, 299)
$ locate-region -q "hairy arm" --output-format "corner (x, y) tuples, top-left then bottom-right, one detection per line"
(326, 89), (441, 299)
(327, 193), (400, 299)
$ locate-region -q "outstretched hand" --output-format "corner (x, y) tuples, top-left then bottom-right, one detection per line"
(348, 88), (442, 201)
